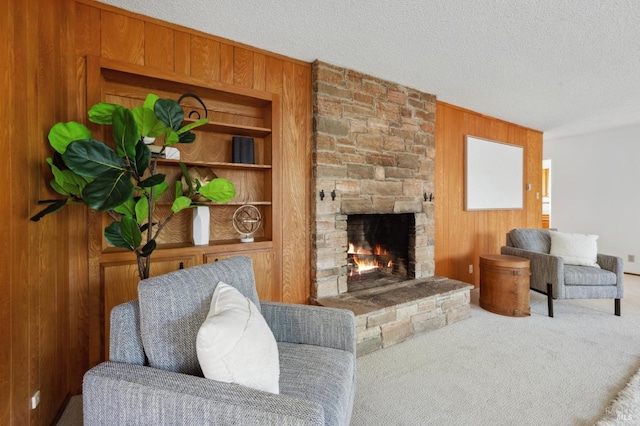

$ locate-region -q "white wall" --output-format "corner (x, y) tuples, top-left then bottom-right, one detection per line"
(544, 123), (640, 274)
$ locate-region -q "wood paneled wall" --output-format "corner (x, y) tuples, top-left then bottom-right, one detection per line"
(2, 0), (76, 424)
(71, 0), (312, 388)
(434, 102), (543, 287)
(2, 0), (311, 424)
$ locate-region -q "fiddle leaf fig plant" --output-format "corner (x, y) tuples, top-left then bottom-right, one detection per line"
(31, 93), (236, 280)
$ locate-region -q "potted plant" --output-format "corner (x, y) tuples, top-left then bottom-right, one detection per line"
(31, 93), (236, 279)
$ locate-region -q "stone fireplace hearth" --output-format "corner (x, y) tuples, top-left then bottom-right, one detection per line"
(310, 61), (472, 355)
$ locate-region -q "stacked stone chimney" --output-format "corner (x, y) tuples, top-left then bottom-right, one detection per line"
(311, 61), (437, 300)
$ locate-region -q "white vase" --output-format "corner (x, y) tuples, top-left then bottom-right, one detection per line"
(192, 206), (210, 245)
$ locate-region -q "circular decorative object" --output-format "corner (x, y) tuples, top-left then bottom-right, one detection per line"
(182, 167), (217, 201)
(232, 205), (262, 243)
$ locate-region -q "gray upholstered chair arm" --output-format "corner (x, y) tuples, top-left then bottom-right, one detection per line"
(500, 246), (565, 297)
(261, 302), (356, 356)
(110, 300), (145, 365)
(83, 362), (325, 426)
(598, 254), (625, 298)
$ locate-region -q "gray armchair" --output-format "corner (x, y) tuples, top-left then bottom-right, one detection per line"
(83, 256), (356, 425)
(500, 228), (623, 317)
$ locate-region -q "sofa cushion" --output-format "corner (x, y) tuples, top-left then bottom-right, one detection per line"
(196, 282), (279, 394)
(278, 342), (355, 426)
(564, 265), (617, 286)
(509, 228), (551, 253)
(137, 257), (260, 375)
(550, 230), (600, 268)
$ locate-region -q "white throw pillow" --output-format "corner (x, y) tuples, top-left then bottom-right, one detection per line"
(196, 282), (280, 394)
(549, 230), (600, 268)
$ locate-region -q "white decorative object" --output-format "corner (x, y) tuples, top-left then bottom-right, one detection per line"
(192, 206), (210, 245)
(196, 282), (280, 394)
(232, 205), (262, 243)
(142, 136), (156, 145)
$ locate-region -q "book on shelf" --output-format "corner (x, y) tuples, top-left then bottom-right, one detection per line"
(232, 136), (255, 164)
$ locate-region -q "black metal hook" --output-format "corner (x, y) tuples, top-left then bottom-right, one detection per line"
(320, 190), (325, 201)
(331, 190), (336, 201)
(178, 93), (209, 119)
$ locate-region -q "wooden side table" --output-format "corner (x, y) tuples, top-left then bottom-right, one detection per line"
(479, 254), (531, 317)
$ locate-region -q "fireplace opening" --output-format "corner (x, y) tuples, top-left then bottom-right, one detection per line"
(347, 213), (415, 291)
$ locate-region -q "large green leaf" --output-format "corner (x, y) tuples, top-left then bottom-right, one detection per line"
(30, 199), (68, 222)
(143, 93), (159, 110)
(155, 99), (184, 131)
(140, 239), (157, 257)
(133, 141), (151, 177)
(88, 103), (118, 125)
(81, 169), (134, 211)
(104, 221), (131, 250)
(112, 106), (140, 159)
(163, 128), (180, 146)
(139, 174), (165, 188)
(177, 118), (208, 134)
(199, 178), (236, 202)
(135, 196), (149, 225)
(48, 122), (92, 154)
(152, 181), (169, 201)
(120, 216), (142, 250)
(62, 139), (127, 178)
(113, 198), (136, 217)
(178, 131), (196, 144)
(171, 196), (192, 213)
(47, 157), (89, 196)
(132, 106), (165, 138)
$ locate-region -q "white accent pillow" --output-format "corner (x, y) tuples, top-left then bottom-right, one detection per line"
(549, 230), (600, 268)
(196, 282), (280, 394)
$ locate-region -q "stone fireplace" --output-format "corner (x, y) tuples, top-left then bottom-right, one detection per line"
(310, 61), (472, 355)
(311, 60), (436, 300)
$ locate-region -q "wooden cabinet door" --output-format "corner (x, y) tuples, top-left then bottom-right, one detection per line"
(204, 249), (276, 301)
(101, 254), (198, 357)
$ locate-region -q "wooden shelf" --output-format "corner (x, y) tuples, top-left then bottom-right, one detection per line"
(102, 237), (273, 255)
(155, 201), (272, 206)
(186, 119), (271, 138)
(155, 158), (272, 171)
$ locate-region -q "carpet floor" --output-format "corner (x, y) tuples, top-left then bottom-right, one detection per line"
(352, 274), (640, 426)
(58, 275), (640, 425)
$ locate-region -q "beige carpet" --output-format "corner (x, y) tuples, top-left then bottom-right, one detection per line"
(352, 274), (640, 426)
(58, 275), (640, 425)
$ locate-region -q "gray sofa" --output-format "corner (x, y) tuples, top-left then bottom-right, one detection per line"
(83, 256), (356, 425)
(500, 228), (623, 317)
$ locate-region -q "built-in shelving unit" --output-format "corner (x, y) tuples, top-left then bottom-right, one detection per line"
(86, 56), (281, 357)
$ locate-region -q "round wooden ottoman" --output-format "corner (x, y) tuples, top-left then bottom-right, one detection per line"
(479, 254), (531, 317)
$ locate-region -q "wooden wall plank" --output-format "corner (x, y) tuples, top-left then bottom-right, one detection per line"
(435, 101), (542, 287)
(100, 10), (144, 65)
(233, 46), (254, 88)
(265, 56), (283, 95)
(220, 43), (234, 84)
(190, 36), (220, 81)
(253, 52), (266, 91)
(174, 31), (191, 75)
(144, 22), (175, 71)
(74, 2), (100, 57)
(281, 62), (311, 303)
(1, 1), (15, 424)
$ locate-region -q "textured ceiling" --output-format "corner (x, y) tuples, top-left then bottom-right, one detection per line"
(98, 0), (640, 139)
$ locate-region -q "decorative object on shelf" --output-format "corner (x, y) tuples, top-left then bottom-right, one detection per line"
(232, 136), (255, 164)
(181, 167), (218, 201)
(192, 206), (210, 245)
(30, 92), (236, 279)
(232, 205), (262, 243)
(149, 144), (180, 160)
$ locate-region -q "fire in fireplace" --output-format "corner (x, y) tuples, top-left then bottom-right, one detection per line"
(347, 213), (415, 289)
